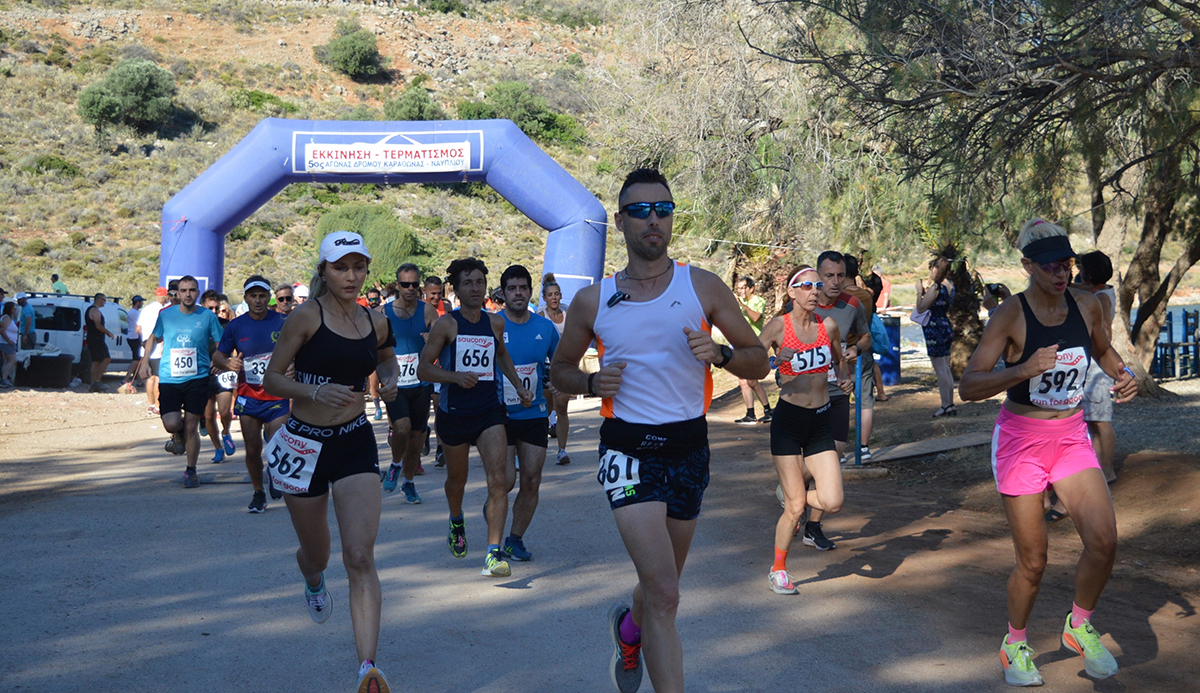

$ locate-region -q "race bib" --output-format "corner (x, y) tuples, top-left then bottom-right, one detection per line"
(169, 347), (198, 378)
(1029, 346), (1089, 410)
(597, 449), (641, 491)
(828, 342), (847, 382)
(455, 334), (495, 381)
(216, 370), (238, 390)
(264, 427), (322, 495)
(790, 344), (832, 374)
(503, 363), (538, 406)
(244, 353), (270, 385)
(396, 352), (420, 388)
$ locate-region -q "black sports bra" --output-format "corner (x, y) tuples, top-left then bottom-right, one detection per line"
(1005, 291), (1092, 408)
(293, 300), (393, 392)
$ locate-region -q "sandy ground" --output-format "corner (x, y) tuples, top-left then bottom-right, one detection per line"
(1, 370), (1198, 692)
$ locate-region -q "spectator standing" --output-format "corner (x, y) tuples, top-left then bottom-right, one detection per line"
(16, 293), (36, 350)
(861, 265), (889, 401)
(294, 283), (309, 305)
(733, 276), (773, 425)
(85, 293), (116, 392)
(51, 274), (68, 295)
(139, 288), (168, 414)
(916, 257), (956, 416)
(125, 295), (144, 382)
(0, 302), (18, 388)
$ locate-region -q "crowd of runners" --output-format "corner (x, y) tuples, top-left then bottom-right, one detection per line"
(116, 169), (1140, 692)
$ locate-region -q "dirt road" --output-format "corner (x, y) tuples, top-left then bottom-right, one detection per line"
(1, 380), (1197, 692)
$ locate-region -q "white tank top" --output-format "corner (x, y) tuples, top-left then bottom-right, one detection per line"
(1095, 286), (1116, 323)
(2, 314), (17, 344)
(593, 262), (712, 424)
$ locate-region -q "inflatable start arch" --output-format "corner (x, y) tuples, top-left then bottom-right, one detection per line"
(160, 118), (607, 303)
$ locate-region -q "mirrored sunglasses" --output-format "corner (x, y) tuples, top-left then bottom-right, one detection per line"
(621, 201), (676, 219)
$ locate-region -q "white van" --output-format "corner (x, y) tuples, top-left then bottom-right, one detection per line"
(24, 292), (134, 381)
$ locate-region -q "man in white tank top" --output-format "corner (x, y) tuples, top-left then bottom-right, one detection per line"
(551, 169), (769, 693)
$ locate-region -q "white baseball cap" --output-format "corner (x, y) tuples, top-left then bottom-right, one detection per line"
(14, 292), (28, 300)
(318, 231), (372, 264)
(294, 284), (309, 298)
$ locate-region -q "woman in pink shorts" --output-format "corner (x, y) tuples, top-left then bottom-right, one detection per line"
(959, 219), (1138, 687)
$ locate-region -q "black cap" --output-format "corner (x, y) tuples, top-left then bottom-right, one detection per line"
(131, 295), (145, 303)
(1021, 235), (1076, 264)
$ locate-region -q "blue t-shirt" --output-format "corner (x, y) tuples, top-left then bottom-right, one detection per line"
(502, 312), (560, 420)
(216, 310), (286, 401)
(19, 304), (35, 335)
(153, 306), (224, 384)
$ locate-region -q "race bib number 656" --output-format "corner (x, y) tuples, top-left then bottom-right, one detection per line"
(455, 335), (495, 381)
(597, 449), (641, 491)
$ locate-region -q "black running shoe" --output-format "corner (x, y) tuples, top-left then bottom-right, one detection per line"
(248, 490), (267, 513)
(758, 408), (773, 424)
(435, 445), (446, 468)
(802, 521), (835, 551)
(733, 414), (759, 426)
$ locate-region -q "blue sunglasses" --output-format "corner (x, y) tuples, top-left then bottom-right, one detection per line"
(621, 201), (676, 219)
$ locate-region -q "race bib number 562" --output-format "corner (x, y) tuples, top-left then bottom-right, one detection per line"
(264, 428), (322, 495)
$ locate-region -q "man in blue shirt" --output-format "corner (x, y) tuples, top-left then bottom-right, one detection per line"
(496, 265), (560, 562)
(380, 263), (439, 504)
(138, 275), (224, 488)
(15, 293), (35, 350)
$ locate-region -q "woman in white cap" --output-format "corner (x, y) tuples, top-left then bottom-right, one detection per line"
(263, 230), (399, 693)
(960, 218), (1137, 687)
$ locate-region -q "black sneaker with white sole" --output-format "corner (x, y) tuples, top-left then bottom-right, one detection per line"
(248, 490), (267, 513)
(802, 521), (835, 551)
(733, 414), (758, 425)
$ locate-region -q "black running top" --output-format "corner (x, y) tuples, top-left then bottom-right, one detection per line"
(1006, 291), (1092, 407)
(293, 300), (393, 392)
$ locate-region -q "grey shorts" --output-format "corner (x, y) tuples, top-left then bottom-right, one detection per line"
(1082, 370), (1114, 423)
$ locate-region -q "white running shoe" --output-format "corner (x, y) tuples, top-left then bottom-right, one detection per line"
(304, 574), (332, 624)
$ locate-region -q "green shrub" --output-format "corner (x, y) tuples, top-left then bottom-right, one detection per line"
(22, 239), (50, 256)
(61, 261), (83, 276)
(411, 214), (443, 230)
(68, 231), (87, 247)
(566, 53), (584, 67)
(229, 88), (298, 114)
(24, 155), (80, 177)
(384, 83), (446, 121)
(458, 81), (585, 144)
(315, 20), (384, 79)
(77, 58), (178, 133)
(316, 204), (430, 280)
(426, 0), (469, 14)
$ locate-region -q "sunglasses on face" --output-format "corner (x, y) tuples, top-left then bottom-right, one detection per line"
(790, 280), (825, 290)
(1039, 258), (1075, 275)
(277, 296), (294, 302)
(368, 297), (380, 304)
(398, 281), (420, 289)
(621, 201), (676, 219)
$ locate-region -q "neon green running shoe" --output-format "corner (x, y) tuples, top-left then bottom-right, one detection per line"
(999, 635), (1043, 687)
(1061, 613), (1119, 679)
(481, 548), (511, 578)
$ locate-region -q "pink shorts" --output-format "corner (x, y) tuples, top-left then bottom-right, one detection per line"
(991, 407), (1099, 497)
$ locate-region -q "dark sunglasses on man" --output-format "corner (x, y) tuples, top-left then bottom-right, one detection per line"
(620, 201), (675, 219)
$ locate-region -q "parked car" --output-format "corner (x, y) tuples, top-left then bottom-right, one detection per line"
(23, 292), (134, 383)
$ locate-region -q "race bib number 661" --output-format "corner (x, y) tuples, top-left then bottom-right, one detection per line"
(597, 449), (641, 491)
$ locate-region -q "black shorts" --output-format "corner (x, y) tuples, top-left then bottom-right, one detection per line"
(209, 372), (237, 396)
(598, 417), (710, 521)
(159, 378), (210, 416)
(149, 358), (160, 378)
(87, 336), (110, 361)
(436, 405), (507, 447)
(829, 394), (850, 444)
(273, 413), (380, 498)
(506, 416), (549, 448)
(770, 399), (837, 457)
(127, 338), (141, 361)
(385, 384), (432, 432)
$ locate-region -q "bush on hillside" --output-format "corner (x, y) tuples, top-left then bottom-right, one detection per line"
(229, 88), (298, 115)
(456, 81), (585, 145)
(77, 58), (178, 133)
(384, 82), (446, 121)
(427, 0), (469, 14)
(315, 204), (432, 280)
(315, 20), (385, 80)
(23, 155), (80, 177)
(22, 239), (50, 256)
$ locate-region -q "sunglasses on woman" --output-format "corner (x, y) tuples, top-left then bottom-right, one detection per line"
(621, 201), (676, 219)
(790, 280), (825, 290)
(1038, 258), (1075, 275)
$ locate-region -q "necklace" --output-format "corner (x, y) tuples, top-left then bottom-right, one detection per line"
(621, 264), (672, 282)
(325, 295), (365, 339)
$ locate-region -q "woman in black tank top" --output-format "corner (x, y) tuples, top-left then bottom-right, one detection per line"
(957, 220), (1139, 686)
(262, 231), (399, 690)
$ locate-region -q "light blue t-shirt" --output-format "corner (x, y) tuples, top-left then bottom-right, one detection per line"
(502, 312), (560, 420)
(19, 304), (35, 335)
(152, 305), (224, 384)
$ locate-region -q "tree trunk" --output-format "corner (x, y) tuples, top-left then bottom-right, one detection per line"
(1118, 148), (1177, 372)
(947, 256), (983, 379)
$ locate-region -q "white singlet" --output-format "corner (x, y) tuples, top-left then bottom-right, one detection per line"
(592, 262), (712, 425)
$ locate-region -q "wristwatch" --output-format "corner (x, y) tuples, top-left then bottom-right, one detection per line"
(714, 344), (734, 369)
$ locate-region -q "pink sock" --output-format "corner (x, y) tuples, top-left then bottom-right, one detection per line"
(1007, 623), (1026, 644)
(619, 612), (641, 645)
(1071, 602), (1094, 629)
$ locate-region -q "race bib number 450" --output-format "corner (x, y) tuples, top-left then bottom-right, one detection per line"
(456, 334), (495, 381)
(169, 347), (197, 378)
(264, 428), (322, 495)
(503, 363), (538, 406)
(1029, 346), (1089, 410)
